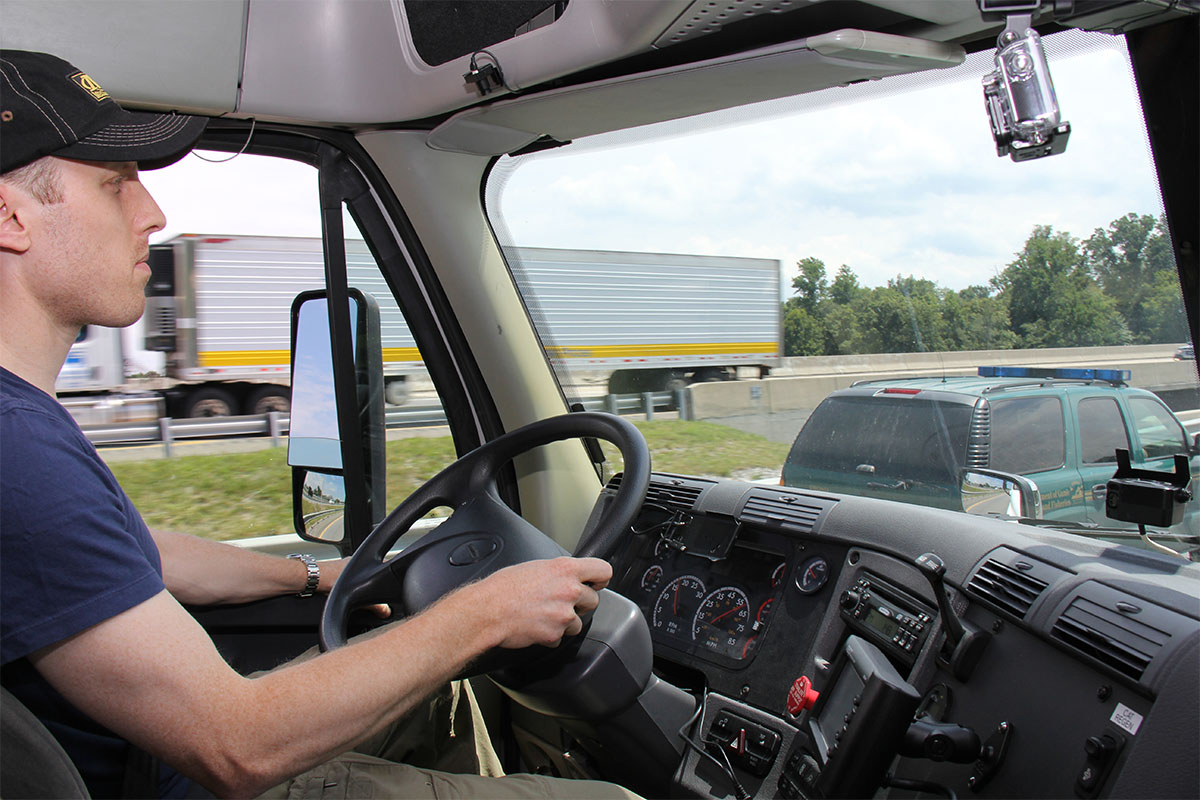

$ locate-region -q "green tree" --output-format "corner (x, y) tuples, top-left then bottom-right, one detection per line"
(942, 287), (1016, 351)
(829, 265), (861, 305)
(995, 225), (1129, 348)
(1084, 213), (1175, 342)
(790, 257), (828, 313)
(782, 302), (825, 356)
(1139, 269), (1191, 344)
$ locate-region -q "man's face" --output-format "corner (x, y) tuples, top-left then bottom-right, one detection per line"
(25, 158), (166, 331)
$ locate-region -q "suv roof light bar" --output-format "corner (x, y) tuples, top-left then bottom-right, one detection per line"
(978, 366), (1130, 384)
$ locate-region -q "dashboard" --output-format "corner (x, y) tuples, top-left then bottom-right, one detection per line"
(595, 472), (1200, 799)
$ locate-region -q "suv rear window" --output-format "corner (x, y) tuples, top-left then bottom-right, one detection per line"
(785, 395), (973, 485)
(990, 396), (1065, 474)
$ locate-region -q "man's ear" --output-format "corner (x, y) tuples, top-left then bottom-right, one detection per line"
(0, 184), (34, 254)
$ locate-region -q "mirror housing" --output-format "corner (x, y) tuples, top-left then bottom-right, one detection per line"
(960, 468), (1043, 520)
(288, 289), (385, 550)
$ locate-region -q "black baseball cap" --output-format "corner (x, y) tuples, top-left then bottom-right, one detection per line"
(0, 49), (207, 174)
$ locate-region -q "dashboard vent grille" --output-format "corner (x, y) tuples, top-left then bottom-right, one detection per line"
(607, 473), (709, 512)
(739, 490), (833, 534)
(967, 558), (1047, 618)
(1051, 596), (1169, 682)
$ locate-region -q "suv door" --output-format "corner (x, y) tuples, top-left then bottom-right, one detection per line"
(1123, 394), (1200, 537)
(1073, 394), (1132, 526)
(988, 394), (1077, 522)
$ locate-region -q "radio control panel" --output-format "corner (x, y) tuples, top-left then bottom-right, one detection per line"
(839, 573), (935, 666)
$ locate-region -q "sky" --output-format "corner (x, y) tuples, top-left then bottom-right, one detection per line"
(134, 31), (1164, 365)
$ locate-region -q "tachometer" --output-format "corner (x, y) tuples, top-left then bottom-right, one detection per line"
(652, 575), (706, 639)
(692, 586), (751, 659)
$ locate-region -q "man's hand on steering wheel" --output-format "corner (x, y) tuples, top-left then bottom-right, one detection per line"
(460, 557), (613, 650)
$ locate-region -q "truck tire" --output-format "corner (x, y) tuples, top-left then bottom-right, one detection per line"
(384, 378), (409, 406)
(247, 385), (290, 415)
(182, 387), (237, 418)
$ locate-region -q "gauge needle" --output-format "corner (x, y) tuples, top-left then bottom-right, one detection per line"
(710, 603), (745, 624)
(674, 583), (679, 615)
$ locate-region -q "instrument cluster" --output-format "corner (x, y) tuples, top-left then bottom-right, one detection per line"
(619, 514), (811, 669)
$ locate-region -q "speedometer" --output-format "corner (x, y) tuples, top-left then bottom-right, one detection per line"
(692, 586), (751, 660)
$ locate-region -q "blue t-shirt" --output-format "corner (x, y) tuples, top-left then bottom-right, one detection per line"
(1, 367), (186, 798)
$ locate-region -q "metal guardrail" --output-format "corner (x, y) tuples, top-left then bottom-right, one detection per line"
(83, 391), (683, 450)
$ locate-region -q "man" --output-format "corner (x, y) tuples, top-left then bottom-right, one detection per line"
(1, 50), (634, 799)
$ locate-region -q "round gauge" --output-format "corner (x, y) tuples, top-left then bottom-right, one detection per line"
(693, 586), (751, 658)
(640, 565), (664, 593)
(771, 562), (787, 588)
(754, 598), (774, 630)
(795, 555), (830, 595)
(652, 575), (706, 638)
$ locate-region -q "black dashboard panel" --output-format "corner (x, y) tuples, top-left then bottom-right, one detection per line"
(599, 472), (1200, 799)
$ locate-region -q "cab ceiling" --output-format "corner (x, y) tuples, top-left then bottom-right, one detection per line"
(2, 0), (1180, 135)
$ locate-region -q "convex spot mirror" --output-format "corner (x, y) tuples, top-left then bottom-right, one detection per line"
(960, 468), (1043, 520)
(289, 289), (385, 549)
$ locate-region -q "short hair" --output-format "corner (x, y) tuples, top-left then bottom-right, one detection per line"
(0, 157), (63, 204)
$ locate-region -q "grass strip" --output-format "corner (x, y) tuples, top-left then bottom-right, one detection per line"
(109, 420), (789, 541)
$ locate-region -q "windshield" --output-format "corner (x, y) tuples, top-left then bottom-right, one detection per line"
(485, 30), (1198, 552)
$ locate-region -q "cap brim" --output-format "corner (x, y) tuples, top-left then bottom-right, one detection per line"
(55, 111), (207, 170)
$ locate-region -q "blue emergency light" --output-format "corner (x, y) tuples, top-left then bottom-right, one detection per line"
(978, 366), (1130, 383)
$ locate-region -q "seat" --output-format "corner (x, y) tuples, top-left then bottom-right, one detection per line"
(0, 687), (89, 799)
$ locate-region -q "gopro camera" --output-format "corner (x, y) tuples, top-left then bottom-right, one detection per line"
(982, 19), (1070, 161)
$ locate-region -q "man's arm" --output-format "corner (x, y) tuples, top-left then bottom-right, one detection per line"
(30, 555), (610, 799)
(150, 529), (346, 605)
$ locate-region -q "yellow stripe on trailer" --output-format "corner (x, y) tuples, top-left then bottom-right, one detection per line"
(545, 342), (777, 359)
(198, 347), (426, 367)
(198, 342), (774, 368)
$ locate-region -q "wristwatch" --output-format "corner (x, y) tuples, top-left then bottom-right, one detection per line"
(287, 553), (320, 597)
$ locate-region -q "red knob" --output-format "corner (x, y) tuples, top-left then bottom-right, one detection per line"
(787, 675), (820, 716)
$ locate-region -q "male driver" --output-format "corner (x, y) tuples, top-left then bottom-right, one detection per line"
(0, 50), (634, 799)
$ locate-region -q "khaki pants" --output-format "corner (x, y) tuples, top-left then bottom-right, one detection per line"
(254, 665), (639, 800)
(264, 752), (641, 799)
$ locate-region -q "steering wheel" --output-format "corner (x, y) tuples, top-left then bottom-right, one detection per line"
(320, 412), (650, 658)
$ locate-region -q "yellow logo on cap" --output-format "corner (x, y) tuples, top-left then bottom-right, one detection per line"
(70, 72), (109, 101)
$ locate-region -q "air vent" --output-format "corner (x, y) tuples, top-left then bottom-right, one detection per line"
(968, 558), (1048, 618)
(606, 472), (710, 512)
(739, 489), (834, 534)
(1051, 595), (1171, 682)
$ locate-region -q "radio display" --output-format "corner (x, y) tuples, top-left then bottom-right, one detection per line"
(862, 606), (899, 640)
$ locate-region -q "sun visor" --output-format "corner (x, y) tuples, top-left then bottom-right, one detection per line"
(427, 30), (965, 156)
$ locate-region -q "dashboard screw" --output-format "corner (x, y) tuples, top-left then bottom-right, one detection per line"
(1097, 685), (1112, 701)
(991, 619), (1003, 633)
(740, 685), (751, 697)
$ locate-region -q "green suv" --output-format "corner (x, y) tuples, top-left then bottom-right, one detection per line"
(781, 367), (1200, 547)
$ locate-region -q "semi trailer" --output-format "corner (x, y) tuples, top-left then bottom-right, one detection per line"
(56, 235), (781, 419)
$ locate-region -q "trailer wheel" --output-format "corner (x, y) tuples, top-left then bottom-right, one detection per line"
(384, 378), (409, 406)
(182, 387), (237, 418)
(247, 385), (290, 415)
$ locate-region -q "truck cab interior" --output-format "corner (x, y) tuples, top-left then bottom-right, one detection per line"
(3, 2), (1198, 798)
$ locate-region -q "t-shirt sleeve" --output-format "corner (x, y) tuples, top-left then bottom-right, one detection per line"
(1, 403), (165, 663)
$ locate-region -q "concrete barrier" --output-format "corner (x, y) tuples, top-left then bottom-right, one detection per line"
(691, 344), (1197, 421)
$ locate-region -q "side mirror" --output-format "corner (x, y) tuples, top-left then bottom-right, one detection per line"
(288, 289), (385, 551)
(960, 469), (1043, 520)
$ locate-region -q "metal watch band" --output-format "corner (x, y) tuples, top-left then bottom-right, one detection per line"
(287, 553), (320, 597)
